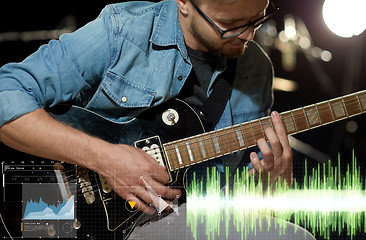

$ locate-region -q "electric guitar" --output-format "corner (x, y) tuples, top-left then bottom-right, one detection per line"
(1, 90), (365, 239)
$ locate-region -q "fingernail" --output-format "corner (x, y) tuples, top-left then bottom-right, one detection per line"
(271, 111), (278, 118)
(250, 152), (256, 160)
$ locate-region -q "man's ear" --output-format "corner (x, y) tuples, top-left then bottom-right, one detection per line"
(176, 0), (189, 15)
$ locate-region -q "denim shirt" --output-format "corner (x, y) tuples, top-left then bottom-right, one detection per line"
(0, 0), (273, 170)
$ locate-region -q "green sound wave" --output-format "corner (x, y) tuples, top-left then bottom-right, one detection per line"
(186, 151), (366, 240)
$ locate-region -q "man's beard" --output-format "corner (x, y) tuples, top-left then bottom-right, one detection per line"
(190, 21), (247, 59)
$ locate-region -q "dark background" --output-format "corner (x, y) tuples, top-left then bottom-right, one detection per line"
(1, 1), (366, 239)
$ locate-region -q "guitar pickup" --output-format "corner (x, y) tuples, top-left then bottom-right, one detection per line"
(135, 136), (172, 182)
(135, 137), (164, 167)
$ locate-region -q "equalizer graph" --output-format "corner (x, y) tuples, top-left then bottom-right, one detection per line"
(23, 196), (74, 220)
(21, 182), (77, 238)
(22, 183), (75, 221)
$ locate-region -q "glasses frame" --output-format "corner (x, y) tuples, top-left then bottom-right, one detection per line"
(190, 0), (279, 39)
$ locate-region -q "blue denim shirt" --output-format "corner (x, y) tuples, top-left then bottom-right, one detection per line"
(0, 0), (273, 169)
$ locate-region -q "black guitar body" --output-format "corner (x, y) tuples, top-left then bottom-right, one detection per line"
(0, 99), (206, 240)
(2, 90), (366, 239)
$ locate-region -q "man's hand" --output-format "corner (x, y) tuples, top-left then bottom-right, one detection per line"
(98, 144), (182, 215)
(249, 111), (293, 189)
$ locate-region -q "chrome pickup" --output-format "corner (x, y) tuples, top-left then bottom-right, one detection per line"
(135, 136), (165, 167)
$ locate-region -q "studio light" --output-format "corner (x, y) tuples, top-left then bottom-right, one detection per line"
(322, 0), (366, 38)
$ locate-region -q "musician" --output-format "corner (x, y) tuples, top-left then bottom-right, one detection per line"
(0, 0), (309, 239)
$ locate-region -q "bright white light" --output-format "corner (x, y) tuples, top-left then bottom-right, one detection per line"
(321, 50), (333, 62)
(285, 26), (297, 39)
(323, 0), (366, 38)
(284, 15), (297, 40)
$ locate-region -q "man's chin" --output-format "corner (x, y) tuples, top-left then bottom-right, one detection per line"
(223, 43), (248, 59)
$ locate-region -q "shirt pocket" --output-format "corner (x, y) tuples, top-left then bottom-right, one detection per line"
(85, 71), (156, 122)
(102, 71), (156, 108)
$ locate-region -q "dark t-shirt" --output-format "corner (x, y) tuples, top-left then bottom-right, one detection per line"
(177, 46), (220, 109)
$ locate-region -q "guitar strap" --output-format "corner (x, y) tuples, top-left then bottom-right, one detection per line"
(198, 58), (237, 130)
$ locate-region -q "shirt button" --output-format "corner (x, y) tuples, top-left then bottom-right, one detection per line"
(121, 97), (128, 103)
(177, 75), (183, 81)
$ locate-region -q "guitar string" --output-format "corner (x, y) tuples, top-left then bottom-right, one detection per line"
(44, 95), (366, 191)
(52, 166), (103, 197)
(165, 100), (366, 169)
(54, 175), (105, 197)
(166, 94), (366, 155)
(176, 95), (366, 146)
(163, 94), (366, 169)
(48, 95), (366, 173)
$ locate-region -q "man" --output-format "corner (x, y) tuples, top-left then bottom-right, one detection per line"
(0, 0), (309, 239)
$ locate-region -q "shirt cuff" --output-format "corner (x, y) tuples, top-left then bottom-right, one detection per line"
(0, 90), (41, 127)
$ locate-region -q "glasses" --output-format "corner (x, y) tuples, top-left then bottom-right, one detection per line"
(190, 0), (279, 39)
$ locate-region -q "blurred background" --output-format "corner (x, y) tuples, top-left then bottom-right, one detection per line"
(1, 1), (365, 239)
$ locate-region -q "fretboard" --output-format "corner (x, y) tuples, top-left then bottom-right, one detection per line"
(163, 90), (366, 171)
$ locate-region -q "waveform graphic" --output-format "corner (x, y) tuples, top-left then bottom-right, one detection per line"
(23, 196), (74, 220)
(186, 152), (366, 240)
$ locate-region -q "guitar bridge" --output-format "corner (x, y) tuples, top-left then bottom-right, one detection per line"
(77, 167), (95, 204)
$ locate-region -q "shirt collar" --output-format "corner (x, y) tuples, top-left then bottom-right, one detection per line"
(151, 0), (189, 60)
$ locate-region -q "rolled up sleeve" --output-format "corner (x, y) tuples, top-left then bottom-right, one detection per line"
(0, 6), (114, 127)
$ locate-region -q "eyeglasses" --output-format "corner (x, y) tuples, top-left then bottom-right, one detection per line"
(190, 0), (279, 39)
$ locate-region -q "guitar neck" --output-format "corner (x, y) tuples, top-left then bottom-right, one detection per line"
(163, 90), (366, 171)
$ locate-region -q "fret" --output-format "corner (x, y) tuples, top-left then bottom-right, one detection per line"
(292, 109), (308, 132)
(196, 136), (208, 160)
(168, 143), (181, 170)
(316, 102), (334, 125)
(258, 119), (265, 138)
(304, 105), (321, 127)
(355, 94), (364, 112)
(233, 125), (246, 148)
(329, 99), (346, 120)
(260, 117), (273, 130)
(187, 138), (199, 164)
(221, 128), (233, 154)
(191, 137), (204, 163)
(314, 104), (322, 125)
(203, 133), (217, 159)
(358, 92), (366, 111)
(215, 130), (228, 154)
(183, 140), (194, 166)
(281, 112), (297, 134)
(250, 121), (265, 141)
(163, 144), (175, 170)
(174, 143), (185, 167)
(343, 95), (362, 116)
(341, 98), (349, 117)
(290, 111), (298, 132)
(229, 126), (241, 151)
(249, 122), (256, 142)
(241, 123), (256, 147)
(212, 132), (223, 154)
(327, 101), (335, 121)
(180, 140), (193, 167)
(302, 107), (311, 129)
